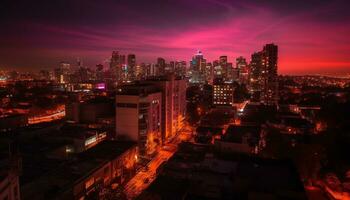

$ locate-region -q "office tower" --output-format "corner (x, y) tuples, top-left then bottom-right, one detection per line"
(148, 64), (158, 77)
(144, 75), (186, 142)
(110, 51), (122, 81)
(127, 54), (136, 80)
(236, 56), (249, 85)
(232, 67), (239, 82)
(135, 64), (142, 80)
(157, 57), (166, 76)
(174, 61), (186, 77)
(219, 56), (228, 80)
(249, 52), (263, 94)
(143, 63), (151, 77)
(226, 62), (233, 81)
(190, 51), (206, 83)
(166, 61), (175, 74)
(55, 62), (71, 83)
(213, 78), (234, 107)
(261, 43), (278, 105)
(96, 64), (104, 82)
(213, 60), (222, 78)
(205, 62), (213, 84)
(119, 55), (127, 81)
(116, 84), (162, 157)
(190, 51), (204, 72)
(137, 63), (148, 80)
(75, 66), (92, 83)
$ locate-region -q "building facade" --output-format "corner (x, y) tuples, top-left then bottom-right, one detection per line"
(116, 84), (162, 157)
(144, 75), (187, 142)
(213, 78), (234, 107)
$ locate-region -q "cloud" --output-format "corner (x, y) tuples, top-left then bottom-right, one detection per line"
(0, 0), (350, 74)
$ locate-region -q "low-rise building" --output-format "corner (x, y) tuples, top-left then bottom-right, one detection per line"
(215, 124), (265, 154)
(21, 141), (137, 200)
(66, 97), (114, 124)
(138, 142), (307, 200)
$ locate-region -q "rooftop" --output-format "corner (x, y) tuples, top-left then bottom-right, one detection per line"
(116, 83), (160, 96)
(138, 142), (307, 200)
(21, 140), (136, 200)
(223, 124), (261, 144)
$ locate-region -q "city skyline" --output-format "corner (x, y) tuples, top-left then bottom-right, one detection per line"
(1, 0), (350, 75)
(2, 1), (350, 200)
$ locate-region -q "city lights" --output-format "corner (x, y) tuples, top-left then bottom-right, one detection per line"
(1, 1), (350, 200)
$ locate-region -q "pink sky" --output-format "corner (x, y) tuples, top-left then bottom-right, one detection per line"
(1, 0), (350, 75)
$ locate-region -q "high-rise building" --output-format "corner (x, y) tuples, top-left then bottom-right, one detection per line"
(167, 61), (175, 74)
(226, 62), (233, 81)
(157, 57), (166, 76)
(213, 60), (222, 79)
(127, 54), (136, 80)
(205, 62), (213, 84)
(148, 63), (158, 77)
(190, 51), (206, 83)
(213, 78), (234, 107)
(96, 64), (104, 82)
(174, 61), (186, 77)
(236, 56), (249, 85)
(55, 62), (71, 83)
(144, 75), (186, 142)
(249, 44), (278, 104)
(135, 64), (143, 80)
(116, 84), (162, 157)
(232, 67), (239, 82)
(74, 66), (92, 83)
(261, 43), (278, 105)
(249, 52), (263, 93)
(110, 51), (124, 81)
(219, 56), (228, 80)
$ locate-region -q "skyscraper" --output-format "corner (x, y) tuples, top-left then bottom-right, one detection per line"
(157, 58), (166, 76)
(205, 62), (213, 84)
(219, 56), (228, 80)
(236, 56), (249, 85)
(174, 61), (186, 77)
(96, 64), (104, 82)
(213, 60), (222, 79)
(55, 62), (71, 83)
(127, 54), (136, 80)
(190, 51), (206, 83)
(249, 52), (263, 94)
(261, 43), (278, 105)
(110, 51), (123, 81)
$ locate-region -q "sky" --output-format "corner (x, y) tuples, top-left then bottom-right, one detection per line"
(1, 0), (350, 75)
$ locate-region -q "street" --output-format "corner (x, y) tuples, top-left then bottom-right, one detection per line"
(123, 126), (193, 199)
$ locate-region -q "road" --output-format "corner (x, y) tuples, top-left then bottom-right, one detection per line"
(28, 106), (65, 124)
(123, 126), (193, 200)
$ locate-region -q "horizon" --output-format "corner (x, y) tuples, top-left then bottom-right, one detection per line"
(1, 0), (350, 75)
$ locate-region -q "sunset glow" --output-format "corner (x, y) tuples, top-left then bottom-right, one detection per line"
(1, 0), (350, 74)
